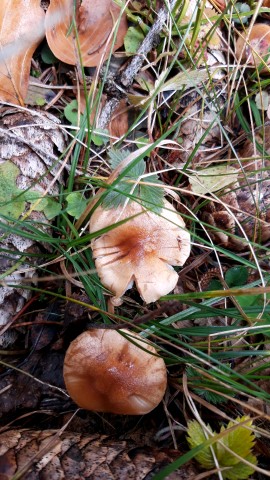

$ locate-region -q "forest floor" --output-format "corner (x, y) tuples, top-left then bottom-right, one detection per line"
(1, 0), (270, 479)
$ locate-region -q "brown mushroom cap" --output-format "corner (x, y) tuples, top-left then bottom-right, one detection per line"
(235, 24), (270, 71)
(90, 200), (191, 303)
(63, 329), (167, 415)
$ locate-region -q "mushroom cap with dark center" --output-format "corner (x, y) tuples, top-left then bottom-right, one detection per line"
(90, 200), (191, 303)
(63, 329), (167, 415)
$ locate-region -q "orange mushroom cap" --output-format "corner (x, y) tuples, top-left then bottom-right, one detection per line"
(63, 329), (167, 415)
(236, 24), (270, 71)
(90, 200), (191, 303)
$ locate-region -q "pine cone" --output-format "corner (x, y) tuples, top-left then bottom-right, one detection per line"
(202, 150), (270, 251)
(0, 108), (66, 346)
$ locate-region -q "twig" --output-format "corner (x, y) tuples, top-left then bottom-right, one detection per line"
(121, 0), (177, 87)
(98, 0), (177, 128)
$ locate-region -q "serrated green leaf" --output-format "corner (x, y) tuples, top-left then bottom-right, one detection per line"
(124, 26), (144, 55)
(222, 453), (257, 480)
(216, 417), (256, 468)
(186, 421), (215, 469)
(139, 175), (164, 212)
(104, 150), (164, 211)
(0, 161), (25, 219)
(102, 182), (133, 210)
(108, 149), (145, 177)
(188, 416), (257, 478)
(108, 149), (131, 169)
(135, 137), (151, 157)
(186, 366), (232, 404)
(66, 192), (87, 219)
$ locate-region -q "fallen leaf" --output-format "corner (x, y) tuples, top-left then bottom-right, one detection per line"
(255, 91), (269, 110)
(45, 0), (128, 67)
(25, 76), (56, 106)
(0, 0), (45, 105)
(189, 165), (238, 194)
(109, 99), (129, 139)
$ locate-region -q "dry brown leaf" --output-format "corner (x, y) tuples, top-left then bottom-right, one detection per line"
(45, 0), (128, 67)
(0, 0), (45, 105)
(109, 98), (129, 139)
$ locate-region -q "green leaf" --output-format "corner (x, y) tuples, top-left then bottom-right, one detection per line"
(0, 161), (25, 219)
(64, 100), (81, 126)
(186, 366), (232, 404)
(41, 43), (58, 64)
(189, 165), (238, 195)
(218, 416), (256, 463)
(108, 149), (145, 177)
(108, 149), (131, 169)
(135, 137), (151, 157)
(225, 267), (248, 288)
(187, 416), (257, 479)
(222, 453), (257, 480)
(186, 421), (215, 469)
(207, 279), (222, 291)
(160, 69), (209, 92)
(104, 150), (164, 212)
(124, 26), (144, 55)
(25, 190), (48, 211)
(91, 128), (109, 146)
(24, 191), (61, 220)
(139, 174), (164, 211)
(66, 192), (88, 219)
(44, 198), (62, 220)
(102, 182), (133, 210)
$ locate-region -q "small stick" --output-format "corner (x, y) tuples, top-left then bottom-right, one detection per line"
(98, 0), (177, 128)
(121, 0), (177, 87)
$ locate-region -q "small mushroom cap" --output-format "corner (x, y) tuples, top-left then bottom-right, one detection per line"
(90, 200), (191, 303)
(236, 24), (270, 71)
(63, 329), (167, 415)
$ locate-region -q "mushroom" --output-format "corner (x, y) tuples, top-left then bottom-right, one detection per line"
(235, 24), (270, 72)
(89, 200), (191, 303)
(63, 329), (167, 415)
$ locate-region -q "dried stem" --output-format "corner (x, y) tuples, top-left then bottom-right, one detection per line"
(98, 0), (177, 128)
